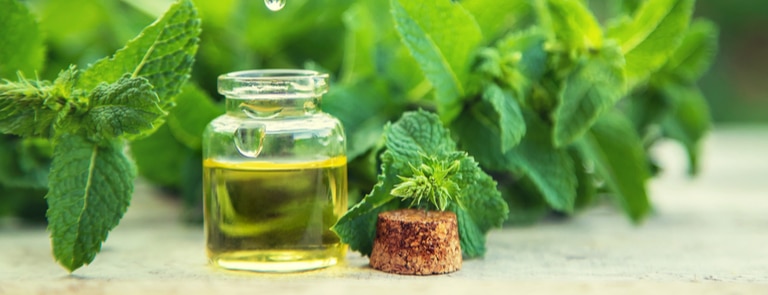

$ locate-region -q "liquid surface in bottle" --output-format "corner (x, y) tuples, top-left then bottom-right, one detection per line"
(203, 156), (348, 272)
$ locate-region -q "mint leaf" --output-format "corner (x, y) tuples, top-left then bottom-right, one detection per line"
(461, 0), (531, 41)
(625, 89), (670, 135)
(536, 0), (603, 50)
(660, 20), (719, 83)
(495, 29), (548, 97)
(579, 111), (651, 222)
(0, 80), (59, 137)
(333, 110), (507, 257)
(607, 0), (694, 89)
(0, 0), (45, 79)
(166, 83), (223, 150)
(331, 161), (402, 256)
(450, 156), (508, 257)
(391, 0), (483, 121)
(553, 44), (626, 147)
(77, 0), (201, 109)
(483, 83), (526, 151)
(384, 110), (456, 174)
(500, 116), (577, 213)
(453, 110), (577, 212)
(660, 83), (710, 175)
(0, 68), (81, 138)
(82, 75), (165, 142)
(570, 147), (596, 209)
(46, 133), (135, 271)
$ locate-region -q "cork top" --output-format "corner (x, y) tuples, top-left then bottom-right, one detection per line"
(378, 209), (457, 223)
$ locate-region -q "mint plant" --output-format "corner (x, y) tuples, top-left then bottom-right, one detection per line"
(0, 0), (200, 272)
(328, 0), (718, 233)
(333, 110), (508, 258)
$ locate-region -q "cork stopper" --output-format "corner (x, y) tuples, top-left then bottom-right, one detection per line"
(369, 209), (462, 275)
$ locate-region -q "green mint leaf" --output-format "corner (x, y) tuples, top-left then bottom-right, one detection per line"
(498, 115), (577, 213)
(536, 0), (603, 51)
(453, 209), (485, 257)
(461, 0), (531, 41)
(82, 75), (165, 142)
(607, 0), (694, 89)
(391, 0), (483, 121)
(0, 80), (57, 137)
(77, 0), (201, 109)
(166, 83), (223, 150)
(553, 44), (626, 147)
(331, 160), (402, 256)
(130, 124), (188, 187)
(384, 109), (457, 174)
(0, 68), (81, 138)
(453, 110), (577, 212)
(660, 83), (710, 175)
(334, 110), (507, 257)
(495, 29), (548, 97)
(46, 133), (135, 272)
(483, 83), (526, 151)
(451, 156), (508, 257)
(570, 147), (596, 210)
(625, 90), (670, 134)
(0, 0), (45, 79)
(660, 20), (719, 83)
(579, 111), (651, 222)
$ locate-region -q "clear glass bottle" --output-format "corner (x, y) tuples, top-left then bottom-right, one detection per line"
(203, 70), (347, 272)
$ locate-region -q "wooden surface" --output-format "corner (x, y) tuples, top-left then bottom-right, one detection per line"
(1, 127), (767, 294)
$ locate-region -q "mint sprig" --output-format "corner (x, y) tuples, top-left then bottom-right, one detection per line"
(390, 153), (462, 211)
(0, 0), (200, 272)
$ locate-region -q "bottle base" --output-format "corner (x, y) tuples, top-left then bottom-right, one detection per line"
(209, 247), (345, 273)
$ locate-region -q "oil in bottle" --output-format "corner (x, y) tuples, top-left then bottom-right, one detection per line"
(203, 156), (347, 272)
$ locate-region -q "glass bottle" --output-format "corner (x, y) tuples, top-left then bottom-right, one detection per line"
(203, 70), (347, 272)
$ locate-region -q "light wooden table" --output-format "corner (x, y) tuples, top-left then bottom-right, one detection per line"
(1, 127), (767, 294)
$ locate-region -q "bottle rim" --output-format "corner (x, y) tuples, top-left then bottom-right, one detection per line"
(218, 69), (329, 99)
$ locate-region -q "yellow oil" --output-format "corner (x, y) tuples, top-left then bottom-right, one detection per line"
(203, 157), (348, 272)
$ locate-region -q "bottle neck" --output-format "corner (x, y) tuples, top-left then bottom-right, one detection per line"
(225, 96), (321, 118)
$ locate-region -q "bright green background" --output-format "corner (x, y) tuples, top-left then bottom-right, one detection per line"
(19, 0), (766, 124)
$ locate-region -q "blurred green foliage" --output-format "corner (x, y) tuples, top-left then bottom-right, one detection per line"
(1, 0), (734, 225)
(695, 2), (768, 123)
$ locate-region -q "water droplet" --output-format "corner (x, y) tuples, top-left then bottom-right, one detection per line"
(264, 0), (285, 11)
(234, 123), (266, 158)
